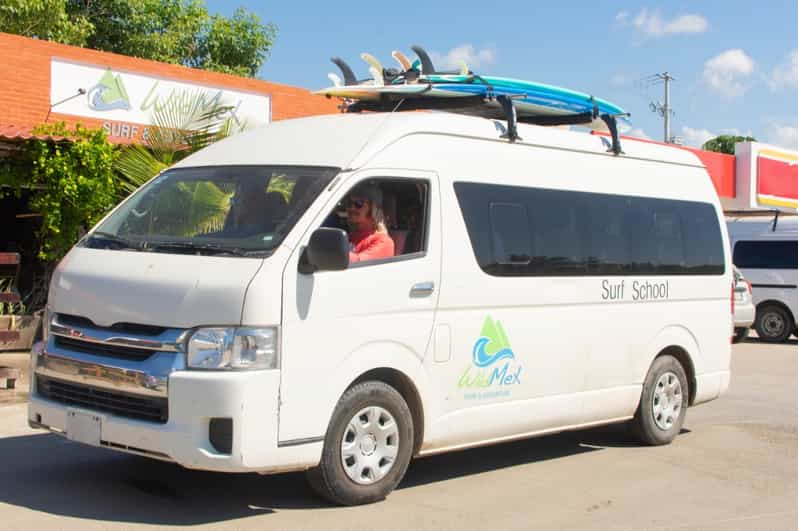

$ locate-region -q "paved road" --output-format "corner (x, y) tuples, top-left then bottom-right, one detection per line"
(0, 340), (796, 531)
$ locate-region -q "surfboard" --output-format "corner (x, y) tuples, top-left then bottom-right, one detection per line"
(318, 47), (631, 131)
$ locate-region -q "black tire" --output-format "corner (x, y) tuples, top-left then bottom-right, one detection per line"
(306, 381), (414, 506)
(754, 304), (792, 343)
(630, 355), (689, 446)
(732, 327), (749, 343)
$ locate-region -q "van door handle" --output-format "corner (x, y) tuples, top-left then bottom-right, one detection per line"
(410, 282), (435, 297)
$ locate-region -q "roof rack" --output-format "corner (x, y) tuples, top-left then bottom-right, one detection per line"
(343, 90), (627, 155)
(724, 209), (798, 232)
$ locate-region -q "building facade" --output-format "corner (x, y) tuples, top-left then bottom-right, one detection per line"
(0, 32), (338, 145)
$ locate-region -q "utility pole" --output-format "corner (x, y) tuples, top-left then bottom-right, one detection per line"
(647, 72), (675, 143)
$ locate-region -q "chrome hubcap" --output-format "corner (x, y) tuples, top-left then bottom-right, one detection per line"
(341, 406), (399, 485)
(652, 371), (683, 431)
(762, 312), (786, 337)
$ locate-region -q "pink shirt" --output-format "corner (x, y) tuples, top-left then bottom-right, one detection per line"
(349, 230), (395, 263)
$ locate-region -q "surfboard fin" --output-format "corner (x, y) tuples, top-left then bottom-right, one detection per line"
(361, 53), (383, 77)
(331, 57), (357, 86)
(368, 67), (384, 87)
(327, 73), (343, 87)
(411, 45), (436, 75)
(392, 50), (412, 71)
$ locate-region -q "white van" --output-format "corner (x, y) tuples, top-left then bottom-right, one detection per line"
(727, 215), (798, 342)
(29, 113), (732, 505)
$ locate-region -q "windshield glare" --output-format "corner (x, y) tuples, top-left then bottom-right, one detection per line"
(87, 165), (338, 256)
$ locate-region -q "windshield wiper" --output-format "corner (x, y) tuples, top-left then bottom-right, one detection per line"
(145, 241), (257, 257)
(87, 232), (144, 251)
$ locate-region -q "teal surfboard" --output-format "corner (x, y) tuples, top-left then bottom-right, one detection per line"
(318, 47), (631, 132)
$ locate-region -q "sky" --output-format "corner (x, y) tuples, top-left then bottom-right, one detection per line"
(206, 1), (798, 149)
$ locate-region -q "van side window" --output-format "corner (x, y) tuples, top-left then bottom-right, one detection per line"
(323, 178), (429, 265)
(490, 203), (531, 265)
(454, 182), (725, 277)
(733, 240), (798, 269)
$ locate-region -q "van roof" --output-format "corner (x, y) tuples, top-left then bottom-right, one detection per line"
(172, 112), (706, 171)
(727, 215), (798, 234)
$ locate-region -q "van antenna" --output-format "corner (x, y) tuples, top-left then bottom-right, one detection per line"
(773, 209), (780, 232)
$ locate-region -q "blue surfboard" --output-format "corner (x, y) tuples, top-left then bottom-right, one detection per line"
(317, 47), (631, 132)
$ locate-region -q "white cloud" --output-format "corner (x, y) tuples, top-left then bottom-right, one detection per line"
(664, 15), (709, 34)
(702, 49), (755, 99)
(766, 124), (798, 150)
(430, 44), (496, 71)
(681, 126), (717, 147)
(769, 50), (798, 90)
(610, 73), (633, 86)
(625, 128), (650, 139)
(621, 9), (708, 37)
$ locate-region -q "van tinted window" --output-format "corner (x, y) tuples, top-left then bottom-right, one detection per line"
(733, 240), (798, 269)
(454, 182), (725, 277)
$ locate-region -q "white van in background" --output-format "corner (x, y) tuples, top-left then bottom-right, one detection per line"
(29, 112), (732, 505)
(727, 215), (798, 342)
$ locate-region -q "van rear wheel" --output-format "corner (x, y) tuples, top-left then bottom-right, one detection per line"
(755, 304), (792, 343)
(306, 381), (413, 506)
(630, 355), (688, 446)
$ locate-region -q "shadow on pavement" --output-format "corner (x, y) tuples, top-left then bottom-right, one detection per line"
(0, 423), (640, 524)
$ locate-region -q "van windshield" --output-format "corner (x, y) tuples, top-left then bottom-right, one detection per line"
(85, 165), (339, 257)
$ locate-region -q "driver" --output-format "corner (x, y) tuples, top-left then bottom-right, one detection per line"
(345, 183), (394, 263)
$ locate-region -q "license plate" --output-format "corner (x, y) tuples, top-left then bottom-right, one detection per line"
(66, 410), (102, 446)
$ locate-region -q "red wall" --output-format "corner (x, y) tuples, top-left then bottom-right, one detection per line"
(591, 131), (736, 198)
(0, 32), (338, 143)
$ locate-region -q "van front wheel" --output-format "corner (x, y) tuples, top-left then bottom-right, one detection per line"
(630, 355), (688, 446)
(306, 381), (414, 506)
(755, 304), (792, 343)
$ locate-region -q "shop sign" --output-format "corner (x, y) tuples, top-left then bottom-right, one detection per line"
(732, 142), (798, 211)
(50, 59), (271, 128)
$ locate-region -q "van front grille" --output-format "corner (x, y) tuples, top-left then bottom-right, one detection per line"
(37, 376), (168, 424)
(57, 314), (167, 336)
(54, 336), (154, 362)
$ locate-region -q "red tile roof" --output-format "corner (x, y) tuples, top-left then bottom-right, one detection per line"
(0, 124), (68, 142)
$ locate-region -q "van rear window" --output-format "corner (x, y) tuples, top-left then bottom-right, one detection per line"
(733, 240), (798, 269)
(454, 182), (725, 277)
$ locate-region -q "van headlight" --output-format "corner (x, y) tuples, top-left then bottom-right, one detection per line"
(186, 327), (279, 370)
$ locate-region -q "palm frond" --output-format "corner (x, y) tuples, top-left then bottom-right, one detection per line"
(113, 89), (248, 195)
(115, 145), (169, 194)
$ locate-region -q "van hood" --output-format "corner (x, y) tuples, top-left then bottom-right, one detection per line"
(49, 247), (270, 329)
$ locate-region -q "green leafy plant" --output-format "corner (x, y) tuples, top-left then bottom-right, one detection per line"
(115, 89), (245, 236)
(0, 123), (118, 264)
(27, 123), (118, 263)
(702, 135), (757, 155)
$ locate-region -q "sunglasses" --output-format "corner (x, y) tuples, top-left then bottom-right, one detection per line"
(345, 198), (368, 209)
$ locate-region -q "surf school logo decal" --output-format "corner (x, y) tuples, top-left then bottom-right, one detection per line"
(87, 69), (131, 111)
(458, 317), (523, 400)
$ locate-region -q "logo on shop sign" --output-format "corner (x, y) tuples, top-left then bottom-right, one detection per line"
(87, 69), (131, 111)
(458, 316), (523, 399)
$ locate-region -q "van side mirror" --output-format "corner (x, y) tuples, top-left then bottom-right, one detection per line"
(299, 228), (349, 274)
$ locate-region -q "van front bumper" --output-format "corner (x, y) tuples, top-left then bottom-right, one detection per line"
(28, 347), (321, 473)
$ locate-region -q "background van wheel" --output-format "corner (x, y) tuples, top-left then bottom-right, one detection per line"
(755, 304), (792, 343)
(306, 381), (414, 506)
(732, 327), (749, 343)
(630, 355), (688, 446)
